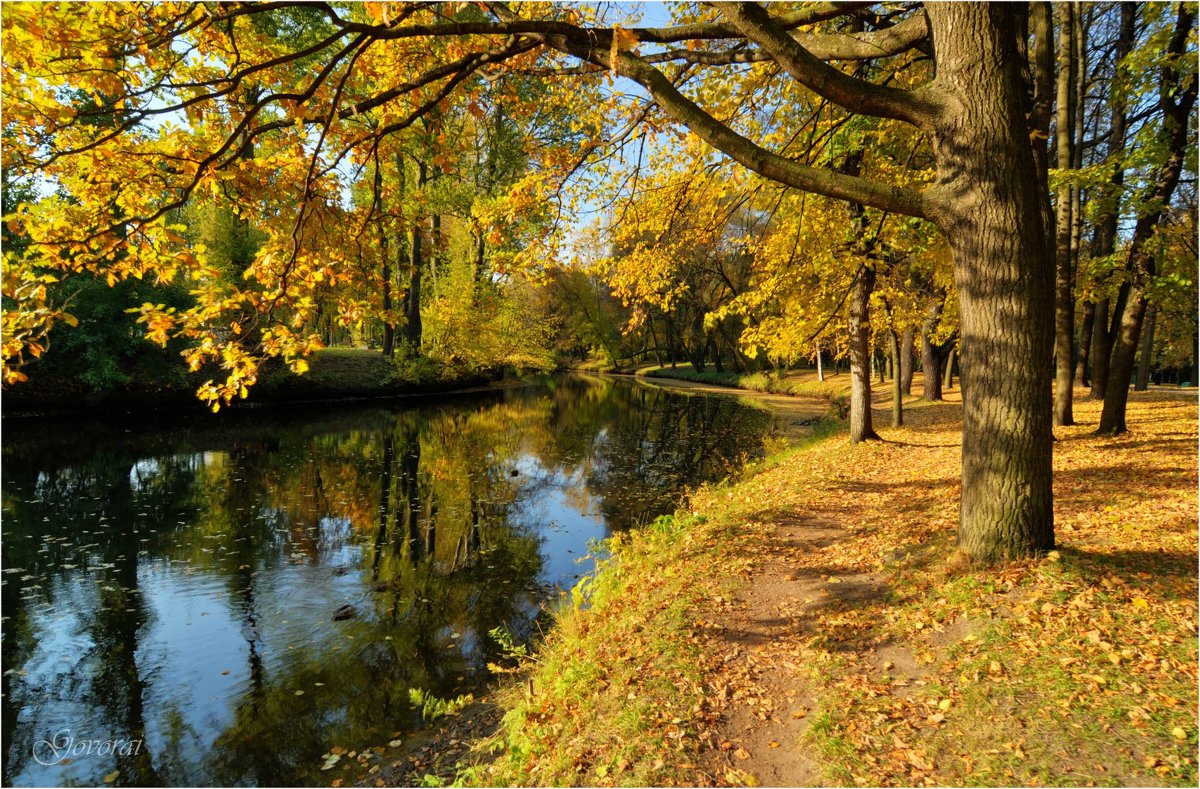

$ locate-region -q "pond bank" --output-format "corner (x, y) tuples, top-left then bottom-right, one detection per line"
(380, 387), (1197, 787)
(1, 348), (509, 418)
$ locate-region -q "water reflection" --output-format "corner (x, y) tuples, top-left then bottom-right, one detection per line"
(1, 375), (778, 786)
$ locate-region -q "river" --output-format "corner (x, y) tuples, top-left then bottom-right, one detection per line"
(1, 374), (792, 786)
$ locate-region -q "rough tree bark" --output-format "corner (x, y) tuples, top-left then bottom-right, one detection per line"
(848, 262), (881, 443)
(925, 4), (1055, 558)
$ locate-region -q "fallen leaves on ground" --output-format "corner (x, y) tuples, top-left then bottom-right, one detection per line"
(691, 387), (1197, 786)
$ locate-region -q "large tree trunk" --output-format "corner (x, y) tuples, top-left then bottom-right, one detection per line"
(927, 4), (1055, 559)
(1098, 5), (1195, 434)
(1052, 2), (1077, 426)
(848, 263), (880, 443)
(1135, 304), (1156, 392)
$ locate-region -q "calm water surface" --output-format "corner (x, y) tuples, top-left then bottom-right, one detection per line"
(1, 375), (786, 786)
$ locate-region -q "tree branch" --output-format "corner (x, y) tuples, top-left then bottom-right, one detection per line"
(718, 2), (940, 130)
(586, 46), (932, 218)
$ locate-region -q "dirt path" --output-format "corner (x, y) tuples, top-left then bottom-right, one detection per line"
(695, 509), (909, 787)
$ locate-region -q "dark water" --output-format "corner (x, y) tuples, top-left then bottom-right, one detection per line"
(0, 375), (784, 787)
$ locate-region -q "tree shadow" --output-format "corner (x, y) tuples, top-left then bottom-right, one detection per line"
(1060, 547), (1198, 599)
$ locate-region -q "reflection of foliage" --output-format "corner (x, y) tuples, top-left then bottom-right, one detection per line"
(1, 379), (775, 785)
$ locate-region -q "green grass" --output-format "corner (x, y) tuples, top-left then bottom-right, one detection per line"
(464, 510), (753, 787)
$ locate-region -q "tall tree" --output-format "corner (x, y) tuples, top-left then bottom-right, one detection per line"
(1098, 4), (1197, 435)
(1052, 2), (1078, 426)
(1088, 4), (1138, 401)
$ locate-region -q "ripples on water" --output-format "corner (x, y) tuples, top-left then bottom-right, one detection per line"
(1, 375), (782, 786)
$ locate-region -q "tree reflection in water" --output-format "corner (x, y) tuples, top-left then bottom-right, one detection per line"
(1, 376), (777, 786)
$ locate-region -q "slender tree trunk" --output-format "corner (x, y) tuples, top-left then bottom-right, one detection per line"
(927, 4), (1056, 559)
(475, 225), (487, 280)
(650, 322), (664, 366)
(1099, 5), (1195, 434)
(1090, 299), (1113, 399)
(710, 334), (725, 373)
(431, 212), (443, 292)
(889, 329), (904, 428)
(1067, 6), (1088, 392)
(943, 347), (955, 391)
(900, 326), (915, 394)
(815, 346), (824, 382)
(1075, 300), (1094, 387)
(1192, 331), (1198, 386)
(375, 159), (395, 359)
(1090, 4), (1136, 400)
(403, 161), (427, 356)
(1135, 304), (1156, 392)
(848, 263), (880, 443)
(1052, 2), (1077, 425)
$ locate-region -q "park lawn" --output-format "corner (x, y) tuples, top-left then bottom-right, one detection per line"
(469, 387), (1197, 787)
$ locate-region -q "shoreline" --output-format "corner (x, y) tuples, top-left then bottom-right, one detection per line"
(346, 376), (849, 786)
(0, 372), (528, 421)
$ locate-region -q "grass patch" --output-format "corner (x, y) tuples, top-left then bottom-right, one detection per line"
(466, 508), (755, 787)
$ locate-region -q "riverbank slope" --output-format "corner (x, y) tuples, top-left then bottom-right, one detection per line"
(1, 348), (503, 417)
(461, 386), (1197, 786)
